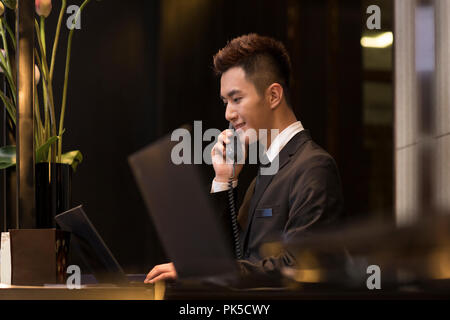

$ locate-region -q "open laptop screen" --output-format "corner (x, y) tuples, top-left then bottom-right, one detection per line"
(55, 205), (129, 284)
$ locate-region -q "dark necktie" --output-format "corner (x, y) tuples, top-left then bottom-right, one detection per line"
(237, 156), (270, 229)
(237, 156), (273, 251)
(255, 154), (270, 191)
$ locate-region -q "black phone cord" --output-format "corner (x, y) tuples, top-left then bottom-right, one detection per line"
(228, 177), (242, 260)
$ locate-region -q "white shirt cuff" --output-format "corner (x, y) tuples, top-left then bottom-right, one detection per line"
(211, 179), (238, 193)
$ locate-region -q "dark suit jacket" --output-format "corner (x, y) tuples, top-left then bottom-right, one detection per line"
(211, 130), (344, 276)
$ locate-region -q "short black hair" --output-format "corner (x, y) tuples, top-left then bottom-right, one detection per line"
(213, 33), (292, 105)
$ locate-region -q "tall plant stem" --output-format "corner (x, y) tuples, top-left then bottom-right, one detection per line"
(35, 19), (57, 163)
(34, 69), (44, 148)
(34, 92), (42, 147)
(58, 0), (91, 162)
(50, 0), (67, 81)
(38, 18), (49, 147)
(35, 49), (56, 139)
(40, 16), (46, 56)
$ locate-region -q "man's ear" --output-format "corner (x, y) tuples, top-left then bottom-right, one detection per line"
(266, 83), (284, 109)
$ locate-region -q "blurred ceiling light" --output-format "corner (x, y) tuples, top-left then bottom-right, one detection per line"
(361, 32), (393, 48)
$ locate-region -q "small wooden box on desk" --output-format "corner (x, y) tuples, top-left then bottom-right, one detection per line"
(1, 229), (70, 286)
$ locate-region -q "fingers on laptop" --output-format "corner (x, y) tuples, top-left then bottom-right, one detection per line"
(144, 262), (177, 283)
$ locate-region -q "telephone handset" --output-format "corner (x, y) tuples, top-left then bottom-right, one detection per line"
(226, 122), (242, 259)
(226, 122), (237, 174)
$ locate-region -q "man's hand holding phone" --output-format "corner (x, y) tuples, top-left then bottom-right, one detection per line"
(211, 128), (246, 183)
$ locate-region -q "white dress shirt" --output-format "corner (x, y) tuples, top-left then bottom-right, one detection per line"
(211, 121), (304, 193)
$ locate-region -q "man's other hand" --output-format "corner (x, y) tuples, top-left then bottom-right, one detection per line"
(144, 262), (178, 283)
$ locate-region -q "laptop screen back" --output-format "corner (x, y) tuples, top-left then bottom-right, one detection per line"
(128, 132), (238, 279)
(55, 205), (128, 284)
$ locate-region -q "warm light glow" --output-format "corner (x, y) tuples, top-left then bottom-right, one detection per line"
(428, 248), (450, 280)
(282, 250), (324, 283)
(361, 32), (393, 48)
(294, 269), (323, 283)
(282, 267), (323, 283)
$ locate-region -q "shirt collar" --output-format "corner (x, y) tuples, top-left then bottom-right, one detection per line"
(265, 121), (304, 163)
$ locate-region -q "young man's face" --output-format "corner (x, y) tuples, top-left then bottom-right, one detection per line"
(220, 67), (272, 142)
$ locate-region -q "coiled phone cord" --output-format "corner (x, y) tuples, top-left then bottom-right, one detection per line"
(228, 159), (243, 259)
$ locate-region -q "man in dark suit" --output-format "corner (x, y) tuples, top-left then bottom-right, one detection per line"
(145, 34), (343, 283)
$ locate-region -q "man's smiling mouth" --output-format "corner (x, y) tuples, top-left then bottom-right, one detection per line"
(234, 122), (246, 130)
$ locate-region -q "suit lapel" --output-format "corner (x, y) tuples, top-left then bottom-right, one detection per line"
(241, 130), (312, 248)
(237, 177), (256, 229)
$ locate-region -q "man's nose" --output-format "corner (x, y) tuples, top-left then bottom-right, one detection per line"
(225, 105), (238, 122)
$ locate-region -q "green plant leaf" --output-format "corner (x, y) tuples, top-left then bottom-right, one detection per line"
(0, 142), (81, 172)
(0, 145), (16, 169)
(0, 57), (17, 105)
(3, 17), (15, 50)
(1, 0), (16, 10)
(60, 150), (83, 172)
(36, 135), (59, 163)
(0, 88), (16, 125)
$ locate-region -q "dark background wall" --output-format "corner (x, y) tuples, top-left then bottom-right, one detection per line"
(50, 0), (165, 272)
(1, 0), (393, 273)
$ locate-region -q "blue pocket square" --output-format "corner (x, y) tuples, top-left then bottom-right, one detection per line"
(256, 208), (273, 217)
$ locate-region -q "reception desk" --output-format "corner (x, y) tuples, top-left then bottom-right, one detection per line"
(0, 282), (164, 300)
(0, 281), (448, 300)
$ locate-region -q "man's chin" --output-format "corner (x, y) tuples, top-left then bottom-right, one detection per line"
(237, 127), (258, 145)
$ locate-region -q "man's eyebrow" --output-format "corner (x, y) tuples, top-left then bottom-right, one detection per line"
(220, 89), (242, 100)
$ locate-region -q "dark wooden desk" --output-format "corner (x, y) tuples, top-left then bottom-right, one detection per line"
(0, 280), (448, 300)
(0, 282), (165, 300)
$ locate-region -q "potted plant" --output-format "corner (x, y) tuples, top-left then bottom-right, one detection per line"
(0, 0), (99, 227)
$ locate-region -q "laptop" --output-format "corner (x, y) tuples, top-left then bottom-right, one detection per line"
(128, 130), (240, 284)
(55, 205), (148, 287)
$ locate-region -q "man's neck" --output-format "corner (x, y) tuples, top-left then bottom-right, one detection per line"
(263, 109), (298, 149)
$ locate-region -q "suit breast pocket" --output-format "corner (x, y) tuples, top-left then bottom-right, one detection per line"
(254, 205), (280, 218)
(252, 205), (283, 242)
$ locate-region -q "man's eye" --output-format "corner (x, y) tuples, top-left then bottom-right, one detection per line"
(233, 97), (242, 103)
